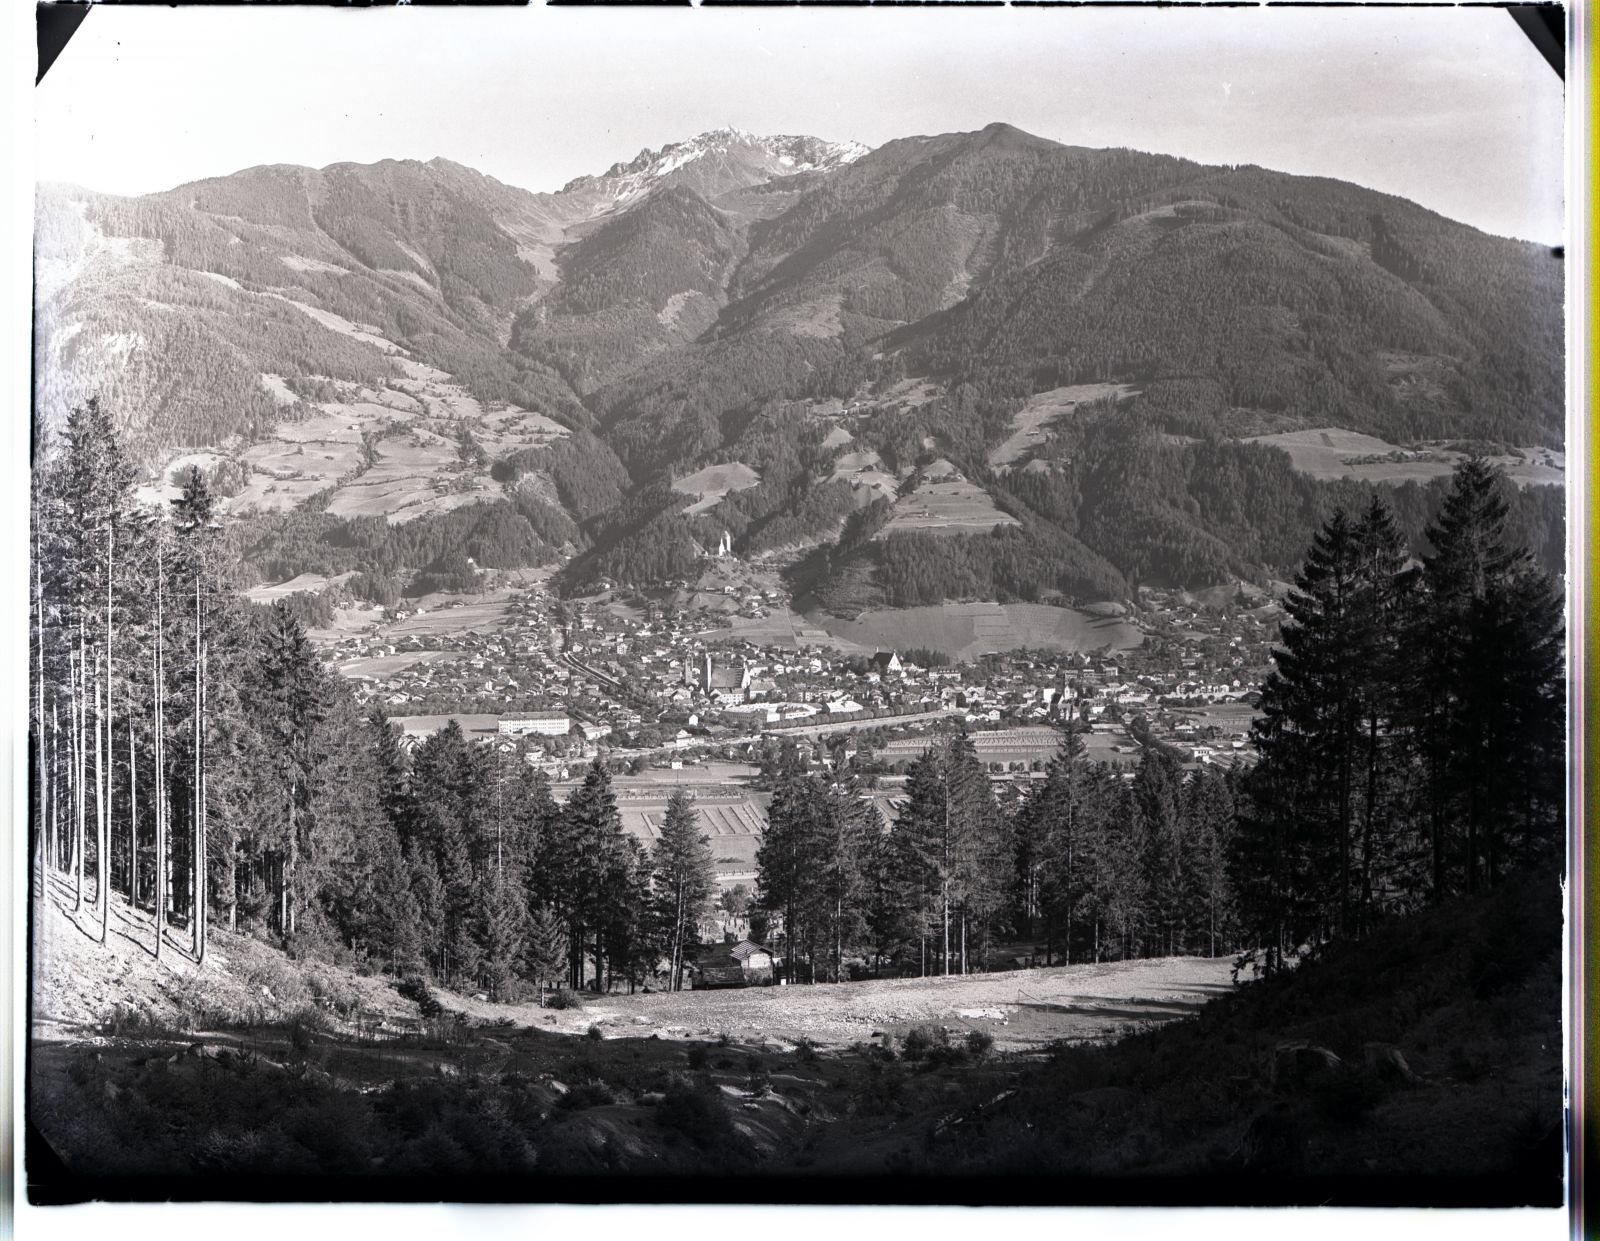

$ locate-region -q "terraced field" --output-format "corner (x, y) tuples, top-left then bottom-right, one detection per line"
(163, 308), (569, 525)
(878, 459), (1018, 537)
(826, 448), (899, 502)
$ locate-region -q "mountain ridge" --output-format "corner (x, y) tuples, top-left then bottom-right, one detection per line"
(33, 123), (1564, 605)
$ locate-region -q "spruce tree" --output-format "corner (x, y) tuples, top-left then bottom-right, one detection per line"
(1182, 766), (1237, 957)
(1415, 459), (1565, 895)
(1029, 729), (1095, 963)
(1243, 508), (1369, 949)
(559, 758), (626, 990)
(523, 905), (570, 995)
(476, 867), (529, 1001)
(1133, 747), (1186, 955)
(756, 768), (828, 981)
(653, 787), (715, 990)
(251, 602), (326, 940)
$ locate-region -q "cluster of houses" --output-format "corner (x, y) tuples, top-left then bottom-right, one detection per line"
(313, 565), (1276, 775)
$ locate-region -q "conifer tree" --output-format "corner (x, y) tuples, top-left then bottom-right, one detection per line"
(559, 758), (626, 990)
(1027, 729), (1094, 962)
(756, 761), (834, 981)
(250, 603), (326, 940)
(476, 866), (529, 1000)
(1134, 747), (1186, 955)
(1182, 766), (1237, 956)
(653, 787), (715, 990)
(1414, 459), (1565, 895)
(523, 905), (570, 995)
(889, 750), (944, 975)
(1243, 508), (1369, 948)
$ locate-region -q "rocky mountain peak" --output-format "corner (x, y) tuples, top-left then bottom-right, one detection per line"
(556, 128), (869, 214)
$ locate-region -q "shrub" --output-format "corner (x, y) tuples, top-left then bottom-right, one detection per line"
(965, 1030), (995, 1060)
(288, 1009), (330, 1056)
(102, 1002), (166, 1038)
(686, 1044), (709, 1070)
(544, 989), (582, 1011)
(794, 1037), (819, 1063)
(586, 1024), (604, 1042)
(306, 968), (362, 1019)
(556, 1081), (617, 1112)
(397, 975), (443, 1018)
(657, 1083), (736, 1151)
(1312, 1070), (1387, 1124)
(925, 1042), (970, 1069)
(901, 1025), (946, 1062)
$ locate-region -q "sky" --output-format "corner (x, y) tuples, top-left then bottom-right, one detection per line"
(34, 4), (1565, 242)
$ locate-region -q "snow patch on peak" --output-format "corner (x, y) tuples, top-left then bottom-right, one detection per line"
(558, 129), (870, 214)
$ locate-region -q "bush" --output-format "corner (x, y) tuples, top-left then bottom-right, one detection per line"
(686, 1044), (710, 1070)
(397, 975), (443, 1019)
(925, 1042), (970, 1070)
(657, 1083), (736, 1151)
(965, 1030), (995, 1060)
(544, 989), (582, 1011)
(306, 968), (362, 1020)
(102, 1002), (166, 1039)
(287, 1009), (330, 1056)
(556, 1081), (617, 1112)
(586, 1024), (604, 1042)
(1312, 1070), (1387, 1125)
(794, 1037), (819, 1063)
(901, 1025), (946, 1062)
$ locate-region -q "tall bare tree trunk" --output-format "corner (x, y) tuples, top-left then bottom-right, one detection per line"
(95, 659), (106, 943)
(128, 711), (137, 906)
(101, 523), (113, 940)
(74, 635), (85, 912)
(942, 881), (950, 977)
(200, 642), (209, 959)
(193, 591), (207, 964)
(36, 548), (47, 882)
(286, 786), (297, 938)
(942, 768), (950, 976)
(154, 557), (165, 960)
(51, 705), (60, 872)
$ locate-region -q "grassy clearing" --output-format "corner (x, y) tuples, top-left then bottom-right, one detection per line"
(672, 462), (761, 515)
(1247, 427), (1565, 487)
(989, 382), (1138, 469)
(879, 460), (1019, 537)
(809, 602), (1141, 660)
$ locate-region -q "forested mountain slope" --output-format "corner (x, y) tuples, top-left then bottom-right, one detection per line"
(35, 124), (1563, 600)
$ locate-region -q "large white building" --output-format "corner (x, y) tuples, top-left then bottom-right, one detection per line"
(498, 712), (571, 737)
